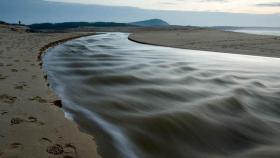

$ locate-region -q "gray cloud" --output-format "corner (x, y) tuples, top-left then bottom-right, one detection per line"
(256, 2), (280, 7)
(160, 2), (177, 5)
(200, 0), (228, 2)
(176, 0), (227, 1)
(0, 0), (279, 27)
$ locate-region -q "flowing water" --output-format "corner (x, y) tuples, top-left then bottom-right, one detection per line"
(43, 33), (280, 158)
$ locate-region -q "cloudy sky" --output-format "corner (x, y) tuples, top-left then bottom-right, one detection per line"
(47, 0), (280, 14)
(0, 0), (280, 26)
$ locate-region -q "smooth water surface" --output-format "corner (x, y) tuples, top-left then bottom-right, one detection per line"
(228, 28), (280, 36)
(44, 33), (280, 158)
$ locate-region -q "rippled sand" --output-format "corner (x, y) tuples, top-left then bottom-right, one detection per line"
(44, 33), (280, 158)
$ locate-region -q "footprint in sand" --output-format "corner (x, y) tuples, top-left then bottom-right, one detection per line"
(0, 110), (8, 115)
(29, 96), (47, 103)
(32, 75), (37, 79)
(10, 143), (23, 150)
(10, 116), (44, 126)
(0, 94), (17, 104)
(11, 69), (18, 72)
(10, 117), (24, 125)
(40, 137), (52, 145)
(46, 143), (78, 158)
(6, 64), (13, 67)
(0, 74), (8, 80)
(39, 137), (78, 157)
(0, 63), (4, 67)
(46, 144), (64, 155)
(64, 144), (78, 158)
(14, 82), (28, 90)
(27, 116), (37, 122)
(0, 142), (24, 157)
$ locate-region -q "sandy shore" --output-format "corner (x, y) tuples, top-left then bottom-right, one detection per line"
(0, 24), (100, 158)
(129, 28), (280, 58)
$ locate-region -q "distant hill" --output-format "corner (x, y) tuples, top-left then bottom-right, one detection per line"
(130, 19), (169, 27)
(29, 22), (134, 30)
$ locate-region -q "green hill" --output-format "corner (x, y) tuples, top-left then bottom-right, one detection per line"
(130, 19), (169, 27)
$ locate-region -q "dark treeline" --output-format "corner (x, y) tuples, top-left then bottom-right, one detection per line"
(29, 22), (135, 30)
(0, 21), (8, 24)
(0, 20), (26, 26)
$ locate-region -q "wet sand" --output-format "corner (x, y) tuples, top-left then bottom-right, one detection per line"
(0, 24), (100, 158)
(129, 28), (280, 58)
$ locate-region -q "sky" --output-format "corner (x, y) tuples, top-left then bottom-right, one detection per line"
(48, 0), (280, 14)
(0, 0), (280, 27)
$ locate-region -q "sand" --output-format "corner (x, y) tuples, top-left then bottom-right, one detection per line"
(129, 28), (280, 58)
(0, 24), (100, 158)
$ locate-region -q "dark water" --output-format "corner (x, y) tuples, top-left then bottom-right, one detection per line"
(43, 33), (280, 158)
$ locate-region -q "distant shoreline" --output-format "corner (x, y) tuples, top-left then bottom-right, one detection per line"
(129, 28), (280, 58)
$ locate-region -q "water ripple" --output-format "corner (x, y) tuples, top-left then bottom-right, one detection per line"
(44, 33), (280, 158)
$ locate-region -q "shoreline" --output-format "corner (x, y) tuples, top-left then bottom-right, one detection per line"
(0, 24), (100, 158)
(128, 36), (280, 59)
(129, 28), (280, 58)
(38, 33), (95, 61)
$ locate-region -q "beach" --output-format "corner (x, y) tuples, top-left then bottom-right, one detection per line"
(1, 0), (279, 157)
(1, 23), (280, 158)
(129, 28), (280, 58)
(0, 24), (100, 158)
